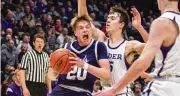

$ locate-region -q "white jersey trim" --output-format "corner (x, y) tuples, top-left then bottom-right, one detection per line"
(70, 39), (94, 54)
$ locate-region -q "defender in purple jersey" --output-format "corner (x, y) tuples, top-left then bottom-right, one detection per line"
(6, 70), (23, 96)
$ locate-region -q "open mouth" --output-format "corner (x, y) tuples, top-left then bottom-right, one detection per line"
(38, 45), (41, 48)
(83, 34), (89, 40)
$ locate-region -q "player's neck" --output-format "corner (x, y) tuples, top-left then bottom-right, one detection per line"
(78, 39), (92, 47)
(161, 3), (179, 14)
(15, 81), (21, 86)
(109, 30), (124, 43)
(34, 48), (43, 54)
(162, 8), (179, 14)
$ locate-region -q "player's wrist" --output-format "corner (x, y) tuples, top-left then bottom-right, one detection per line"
(83, 62), (89, 70)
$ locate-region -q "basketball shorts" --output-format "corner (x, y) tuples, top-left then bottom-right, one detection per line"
(48, 84), (92, 96)
(143, 77), (180, 96)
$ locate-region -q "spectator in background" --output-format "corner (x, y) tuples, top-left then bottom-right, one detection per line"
(88, 0), (99, 13)
(35, 0), (48, 18)
(55, 22), (63, 36)
(1, 34), (16, 51)
(32, 21), (43, 37)
(14, 20), (30, 40)
(16, 43), (29, 69)
(1, 34), (12, 46)
(98, 2), (109, 21)
(90, 12), (102, 29)
(6, 28), (14, 37)
(60, 7), (69, 24)
(28, 0), (37, 17)
(1, 39), (16, 72)
(133, 82), (143, 96)
(16, 33), (32, 54)
(129, 36), (135, 41)
(47, 6), (60, 17)
(1, 71), (16, 96)
(56, 27), (70, 48)
(13, 6), (24, 21)
(92, 80), (102, 95)
(65, 0), (73, 20)
(6, 70), (23, 96)
(1, 10), (15, 30)
(23, 5), (35, 28)
(47, 27), (57, 54)
(42, 15), (54, 31)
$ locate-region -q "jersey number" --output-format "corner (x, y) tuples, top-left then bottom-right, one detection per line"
(67, 66), (87, 80)
(110, 61), (113, 72)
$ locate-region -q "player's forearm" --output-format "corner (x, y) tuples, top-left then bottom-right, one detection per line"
(112, 58), (149, 94)
(78, 0), (88, 16)
(19, 70), (27, 89)
(46, 73), (52, 93)
(87, 64), (111, 81)
(136, 26), (149, 42)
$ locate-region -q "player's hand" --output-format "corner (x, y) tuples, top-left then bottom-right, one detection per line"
(69, 51), (78, 58)
(94, 88), (116, 96)
(131, 8), (141, 30)
(141, 72), (152, 82)
(69, 57), (85, 68)
(22, 87), (30, 96)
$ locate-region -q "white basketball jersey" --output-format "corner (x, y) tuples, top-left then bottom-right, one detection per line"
(102, 39), (132, 94)
(152, 11), (180, 77)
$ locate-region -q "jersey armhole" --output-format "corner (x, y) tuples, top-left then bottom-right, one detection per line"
(95, 41), (98, 62)
(64, 43), (68, 49)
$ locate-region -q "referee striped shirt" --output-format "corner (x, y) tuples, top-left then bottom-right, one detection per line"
(21, 49), (50, 83)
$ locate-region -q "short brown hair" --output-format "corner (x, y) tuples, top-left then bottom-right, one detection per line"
(110, 6), (129, 32)
(70, 15), (92, 31)
(22, 33), (30, 38)
(33, 33), (45, 42)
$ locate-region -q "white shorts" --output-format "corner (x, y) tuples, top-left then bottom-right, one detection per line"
(143, 78), (180, 96)
(102, 86), (134, 96)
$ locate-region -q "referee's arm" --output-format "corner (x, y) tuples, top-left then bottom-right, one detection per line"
(19, 53), (30, 95)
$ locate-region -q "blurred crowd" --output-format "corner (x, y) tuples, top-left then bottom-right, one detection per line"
(1, 0), (159, 96)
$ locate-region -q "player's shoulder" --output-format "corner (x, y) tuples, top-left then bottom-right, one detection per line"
(95, 41), (106, 48)
(152, 17), (172, 28)
(126, 40), (142, 47)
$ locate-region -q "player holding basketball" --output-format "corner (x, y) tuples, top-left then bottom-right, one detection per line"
(78, 0), (149, 95)
(48, 15), (111, 95)
(95, 0), (180, 96)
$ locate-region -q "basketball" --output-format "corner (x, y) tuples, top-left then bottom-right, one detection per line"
(50, 49), (75, 74)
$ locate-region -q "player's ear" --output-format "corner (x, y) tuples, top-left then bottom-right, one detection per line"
(119, 22), (125, 29)
(33, 41), (35, 46)
(74, 30), (78, 37)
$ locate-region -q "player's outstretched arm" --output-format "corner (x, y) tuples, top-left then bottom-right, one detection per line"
(131, 8), (149, 42)
(95, 17), (168, 96)
(78, 0), (106, 42)
(126, 40), (145, 56)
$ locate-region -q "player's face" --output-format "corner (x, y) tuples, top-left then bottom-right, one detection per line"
(74, 20), (92, 46)
(33, 38), (45, 51)
(106, 12), (124, 34)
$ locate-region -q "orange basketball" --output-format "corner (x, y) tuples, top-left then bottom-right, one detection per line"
(50, 49), (74, 74)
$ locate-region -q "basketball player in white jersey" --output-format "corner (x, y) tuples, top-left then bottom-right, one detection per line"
(78, 0), (149, 95)
(95, 0), (180, 96)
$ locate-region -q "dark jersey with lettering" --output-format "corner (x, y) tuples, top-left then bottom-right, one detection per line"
(58, 39), (108, 92)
